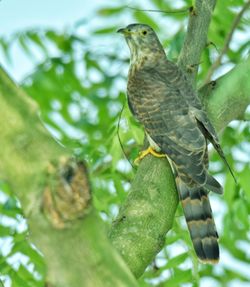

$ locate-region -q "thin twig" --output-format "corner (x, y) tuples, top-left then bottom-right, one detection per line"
(126, 5), (191, 14)
(203, 0), (250, 84)
(117, 101), (135, 170)
(207, 41), (219, 54)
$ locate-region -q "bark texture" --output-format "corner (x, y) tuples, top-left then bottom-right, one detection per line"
(0, 67), (138, 287)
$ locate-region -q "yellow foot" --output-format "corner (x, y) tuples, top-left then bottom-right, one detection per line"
(134, 146), (165, 165)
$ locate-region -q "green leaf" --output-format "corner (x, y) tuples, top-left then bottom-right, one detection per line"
(0, 225), (15, 237)
(166, 29), (185, 60)
(0, 37), (12, 63)
(165, 252), (188, 269)
(17, 265), (39, 284)
(233, 199), (249, 229)
(133, 10), (159, 31)
(94, 27), (116, 35)
(18, 34), (33, 58)
(110, 136), (123, 170)
(10, 240), (44, 273)
(98, 6), (124, 16)
(10, 269), (34, 287)
(239, 165), (250, 197)
(165, 268), (193, 286)
(26, 31), (48, 56)
(224, 172), (237, 206)
(0, 257), (12, 275)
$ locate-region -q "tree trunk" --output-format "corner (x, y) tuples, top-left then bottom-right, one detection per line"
(0, 67), (138, 287)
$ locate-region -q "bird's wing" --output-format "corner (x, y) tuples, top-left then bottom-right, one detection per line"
(193, 109), (236, 182)
(163, 62), (235, 181)
(147, 106), (207, 185)
(159, 60), (203, 110)
(134, 67), (209, 187)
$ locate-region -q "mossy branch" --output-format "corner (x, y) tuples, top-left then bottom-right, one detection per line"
(199, 57), (250, 130)
(0, 67), (138, 287)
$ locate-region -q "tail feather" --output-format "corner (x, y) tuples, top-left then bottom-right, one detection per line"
(205, 174), (223, 194)
(177, 178), (219, 263)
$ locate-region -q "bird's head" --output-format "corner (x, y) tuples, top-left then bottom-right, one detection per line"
(117, 23), (165, 64)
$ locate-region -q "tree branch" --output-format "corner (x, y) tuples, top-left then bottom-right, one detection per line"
(200, 56), (250, 130)
(177, 0), (216, 82)
(126, 5), (191, 14)
(0, 67), (138, 287)
(109, 155), (178, 278)
(203, 0), (250, 84)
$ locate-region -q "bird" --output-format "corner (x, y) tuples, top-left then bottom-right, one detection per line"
(117, 23), (235, 263)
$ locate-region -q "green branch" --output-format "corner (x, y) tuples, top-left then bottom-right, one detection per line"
(0, 67), (138, 287)
(200, 56), (250, 131)
(109, 155), (178, 278)
(178, 0), (216, 82)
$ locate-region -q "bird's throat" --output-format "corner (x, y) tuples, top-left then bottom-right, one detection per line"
(129, 50), (165, 73)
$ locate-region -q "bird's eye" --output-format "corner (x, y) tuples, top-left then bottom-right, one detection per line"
(142, 30), (147, 36)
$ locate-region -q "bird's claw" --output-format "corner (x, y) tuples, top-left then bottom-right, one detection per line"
(134, 146), (165, 165)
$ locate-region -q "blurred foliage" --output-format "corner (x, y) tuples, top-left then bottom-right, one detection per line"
(0, 0), (250, 286)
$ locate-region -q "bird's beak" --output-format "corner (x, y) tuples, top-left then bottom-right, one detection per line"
(117, 27), (131, 36)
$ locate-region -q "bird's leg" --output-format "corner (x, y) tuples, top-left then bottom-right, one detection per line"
(134, 146), (165, 165)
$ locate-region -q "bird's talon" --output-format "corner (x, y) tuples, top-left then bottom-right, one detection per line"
(134, 147), (165, 165)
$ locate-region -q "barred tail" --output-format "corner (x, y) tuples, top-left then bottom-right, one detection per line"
(177, 179), (219, 263)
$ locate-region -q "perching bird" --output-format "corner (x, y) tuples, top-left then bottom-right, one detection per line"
(117, 23), (235, 263)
